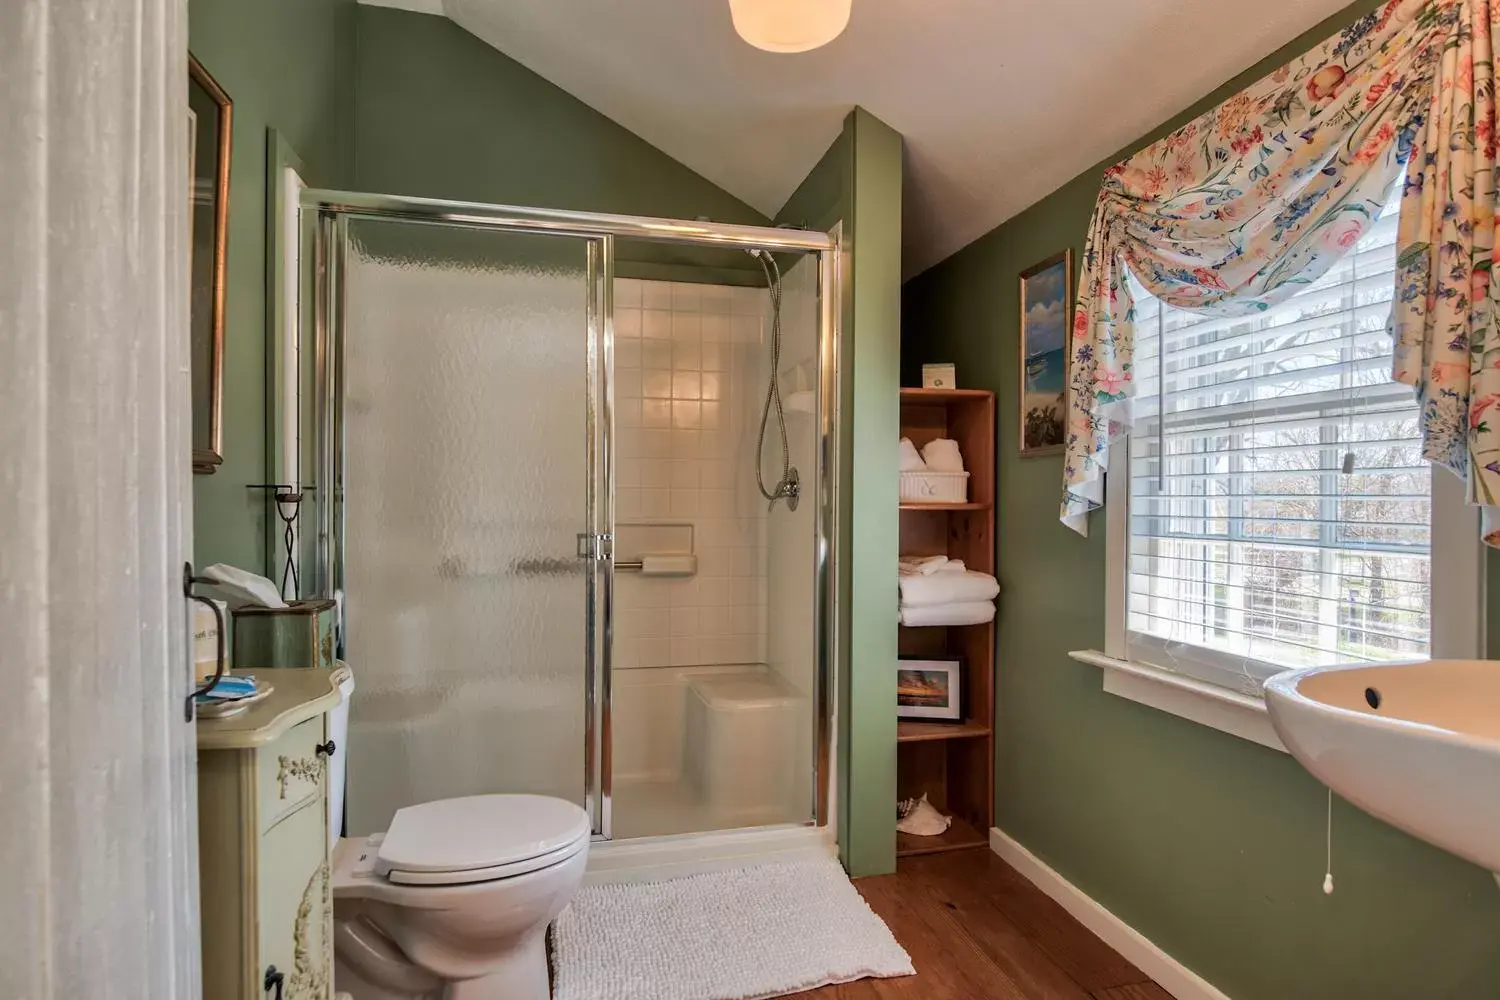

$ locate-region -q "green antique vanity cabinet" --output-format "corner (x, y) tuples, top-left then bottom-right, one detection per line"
(197, 666), (349, 1000)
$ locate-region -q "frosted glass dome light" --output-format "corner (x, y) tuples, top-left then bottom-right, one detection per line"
(728, 0), (852, 53)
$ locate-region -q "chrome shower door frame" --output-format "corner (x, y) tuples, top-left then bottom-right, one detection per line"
(303, 188), (841, 842)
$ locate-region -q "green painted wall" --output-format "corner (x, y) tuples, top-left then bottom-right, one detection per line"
(902, 2), (1500, 996)
(183, 0), (352, 569)
(353, 4), (767, 285)
(778, 109), (903, 877)
(354, 7), (765, 224)
(189, 0), (356, 571)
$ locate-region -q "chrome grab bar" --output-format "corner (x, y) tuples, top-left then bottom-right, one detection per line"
(507, 557), (644, 575)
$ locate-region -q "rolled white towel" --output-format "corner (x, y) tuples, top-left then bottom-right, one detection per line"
(899, 437), (927, 472)
(898, 570), (999, 607)
(899, 602), (996, 627)
(920, 438), (965, 472)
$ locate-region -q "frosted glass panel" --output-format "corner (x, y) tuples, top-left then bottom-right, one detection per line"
(341, 221), (595, 836)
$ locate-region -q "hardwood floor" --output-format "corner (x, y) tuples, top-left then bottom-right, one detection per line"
(799, 848), (1172, 1000)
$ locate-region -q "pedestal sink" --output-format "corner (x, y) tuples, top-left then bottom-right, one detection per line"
(1264, 659), (1500, 874)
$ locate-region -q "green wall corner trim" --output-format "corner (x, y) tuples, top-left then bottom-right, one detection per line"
(778, 109), (904, 877)
(843, 108), (903, 878)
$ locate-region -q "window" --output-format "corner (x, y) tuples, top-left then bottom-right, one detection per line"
(1108, 195), (1482, 696)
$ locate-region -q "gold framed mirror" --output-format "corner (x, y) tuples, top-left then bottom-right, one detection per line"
(189, 54), (231, 474)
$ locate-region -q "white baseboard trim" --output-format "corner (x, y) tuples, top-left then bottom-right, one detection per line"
(988, 827), (1230, 1000)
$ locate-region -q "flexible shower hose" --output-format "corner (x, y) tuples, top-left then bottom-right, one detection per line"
(751, 249), (796, 510)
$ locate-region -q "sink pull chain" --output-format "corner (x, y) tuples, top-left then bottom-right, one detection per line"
(1323, 788), (1335, 896)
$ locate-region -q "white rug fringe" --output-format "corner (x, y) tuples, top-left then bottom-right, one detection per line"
(552, 858), (914, 1000)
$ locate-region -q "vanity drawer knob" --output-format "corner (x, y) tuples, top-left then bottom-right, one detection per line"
(316, 740), (337, 758)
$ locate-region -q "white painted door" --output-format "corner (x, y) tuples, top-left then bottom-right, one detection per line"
(0, 1), (201, 997)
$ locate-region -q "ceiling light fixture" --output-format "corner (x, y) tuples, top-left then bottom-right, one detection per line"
(728, 0), (852, 53)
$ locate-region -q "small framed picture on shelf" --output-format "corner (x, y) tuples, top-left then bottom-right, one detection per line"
(896, 658), (963, 720)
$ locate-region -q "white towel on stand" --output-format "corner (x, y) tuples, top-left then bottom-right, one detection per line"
(898, 570), (999, 607)
(898, 602), (996, 627)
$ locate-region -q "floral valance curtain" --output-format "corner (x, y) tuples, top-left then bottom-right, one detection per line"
(1063, 0), (1500, 543)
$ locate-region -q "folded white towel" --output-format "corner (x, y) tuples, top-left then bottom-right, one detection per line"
(899, 602), (996, 627)
(898, 555), (948, 576)
(920, 438), (965, 472)
(899, 437), (927, 472)
(898, 570), (999, 607)
(898, 556), (967, 576)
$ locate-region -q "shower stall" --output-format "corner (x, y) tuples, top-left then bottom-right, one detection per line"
(294, 190), (839, 859)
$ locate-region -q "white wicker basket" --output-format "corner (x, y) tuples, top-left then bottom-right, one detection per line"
(900, 470), (969, 504)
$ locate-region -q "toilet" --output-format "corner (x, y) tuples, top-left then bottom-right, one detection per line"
(332, 794), (590, 1000)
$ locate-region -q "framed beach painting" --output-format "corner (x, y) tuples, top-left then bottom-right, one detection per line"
(896, 658), (962, 721)
(1018, 250), (1072, 456)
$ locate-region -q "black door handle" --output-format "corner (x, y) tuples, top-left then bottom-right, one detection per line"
(316, 739), (337, 758)
(184, 562), (228, 722)
(264, 965), (284, 1000)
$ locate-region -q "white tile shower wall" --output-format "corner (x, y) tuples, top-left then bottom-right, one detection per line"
(613, 278), (770, 672)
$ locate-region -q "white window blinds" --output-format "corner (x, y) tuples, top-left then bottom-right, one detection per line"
(1124, 197), (1432, 694)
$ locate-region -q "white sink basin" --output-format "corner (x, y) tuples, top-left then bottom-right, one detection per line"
(1265, 659), (1500, 873)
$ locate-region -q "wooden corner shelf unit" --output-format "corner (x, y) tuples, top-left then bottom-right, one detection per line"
(896, 387), (996, 857)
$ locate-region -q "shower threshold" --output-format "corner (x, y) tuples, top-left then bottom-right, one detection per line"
(585, 821), (835, 886)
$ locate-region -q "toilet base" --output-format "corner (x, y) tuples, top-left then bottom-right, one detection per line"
(334, 929), (550, 1000)
(445, 931), (549, 1000)
(335, 957), (439, 1000)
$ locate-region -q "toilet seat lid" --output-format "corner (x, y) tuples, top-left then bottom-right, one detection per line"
(375, 794), (590, 879)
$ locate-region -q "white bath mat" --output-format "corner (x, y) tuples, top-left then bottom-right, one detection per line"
(551, 858), (914, 1000)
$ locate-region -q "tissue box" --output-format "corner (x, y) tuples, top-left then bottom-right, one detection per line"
(231, 599), (337, 670)
(922, 363), (957, 389)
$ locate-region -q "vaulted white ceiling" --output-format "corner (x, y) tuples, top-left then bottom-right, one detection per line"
(362, 0), (1351, 276)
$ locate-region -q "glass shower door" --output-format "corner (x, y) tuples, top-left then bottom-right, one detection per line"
(332, 219), (607, 837)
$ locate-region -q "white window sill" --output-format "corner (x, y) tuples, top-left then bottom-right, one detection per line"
(1068, 650), (1286, 754)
